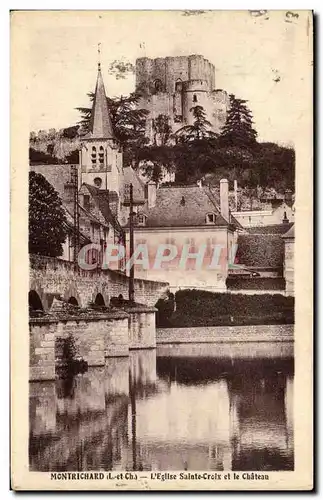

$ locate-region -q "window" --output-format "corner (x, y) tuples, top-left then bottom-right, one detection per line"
(99, 146), (104, 165)
(175, 79), (182, 92)
(83, 194), (90, 212)
(193, 94), (197, 103)
(91, 146), (97, 165)
(137, 214), (146, 226)
(154, 79), (163, 93)
(94, 177), (102, 188)
(206, 213), (216, 224)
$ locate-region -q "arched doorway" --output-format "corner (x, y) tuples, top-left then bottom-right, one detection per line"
(94, 293), (105, 307)
(29, 290), (43, 312)
(68, 297), (78, 307)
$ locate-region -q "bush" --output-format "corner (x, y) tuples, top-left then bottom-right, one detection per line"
(158, 289), (294, 328)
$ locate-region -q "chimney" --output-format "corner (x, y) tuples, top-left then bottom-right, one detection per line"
(220, 178), (229, 222)
(147, 181), (157, 208)
(234, 179), (238, 210)
(282, 211), (289, 224)
(284, 189), (293, 204)
(63, 181), (74, 204)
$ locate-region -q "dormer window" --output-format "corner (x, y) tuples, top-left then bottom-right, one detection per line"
(206, 213), (216, 224)
(137, 214), (146, 226)
(99, 146), (104, 165)
(91, 146), (97, 165)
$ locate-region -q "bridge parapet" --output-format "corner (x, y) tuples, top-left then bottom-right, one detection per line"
(29, 255), (169, 310)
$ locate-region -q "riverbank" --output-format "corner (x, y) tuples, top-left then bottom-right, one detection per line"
(157, 324), (294, 344)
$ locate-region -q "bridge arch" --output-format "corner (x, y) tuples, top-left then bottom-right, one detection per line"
(29, 278), (48, 311)
(91, 284), (109, 308)
(67, 296), (79, 307)
(63, 283), (82, 308)
(94, 293), (105, 307)
(29, 290), (44, 312)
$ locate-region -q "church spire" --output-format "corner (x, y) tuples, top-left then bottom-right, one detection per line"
(88, 52), (115, 140)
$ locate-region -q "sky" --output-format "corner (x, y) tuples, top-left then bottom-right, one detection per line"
(27, 10), (312, 145)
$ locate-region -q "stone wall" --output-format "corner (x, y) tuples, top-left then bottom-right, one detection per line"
(157, 324), (294, 344)
(30, 254), (168, 310)
(284, 240), (294, 295)
(135, 55), (227, 137)
(136, 55), (215, 94)
(127, 308), (157, 349)
(29, 323), (56, 381)
(30, 307), (157, 381)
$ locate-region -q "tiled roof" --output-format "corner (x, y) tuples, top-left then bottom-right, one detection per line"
(29, 164), (73, 200)
(120, 166), (146, 205)
(85, 66), (115, 140)
(206, 187), (244, 229)
(247, 223), (294, 235)
(236, 234), (284, 268)
(281, 224), (295, 239)
(63, 206), (91, 244)
(83, 183), (123, 235)
(134, 185), (229, 228)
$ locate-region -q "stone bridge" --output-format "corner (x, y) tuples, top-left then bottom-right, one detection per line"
(29, 254), (169, 312)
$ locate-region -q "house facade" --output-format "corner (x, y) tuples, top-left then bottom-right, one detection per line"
(282, 225), (295, 296)
(124, 180), (240, 292)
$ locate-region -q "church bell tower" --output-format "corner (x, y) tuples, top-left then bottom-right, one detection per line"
(80, 61), (123, 194)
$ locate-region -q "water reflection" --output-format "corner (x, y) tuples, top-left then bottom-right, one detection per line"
(29, 348), (294, 471)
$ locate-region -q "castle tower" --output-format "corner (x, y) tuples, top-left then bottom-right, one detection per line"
(182, 79), (210, 126)
(80, 63), (123, 194)
(135, 55), (228, 141)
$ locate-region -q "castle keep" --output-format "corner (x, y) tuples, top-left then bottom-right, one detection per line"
(136, 55), (229, 140)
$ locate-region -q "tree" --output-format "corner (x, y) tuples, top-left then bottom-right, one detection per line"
(174, 105), (217, 142)
(29, 147), (58, 165)
(65, 149), (80, 164)
(219, 94), (257, 148)
(62, 125), (79, 139)
(29, 171), (68, 257)
(152, 114), (172, 146)
(77, 91), (149, 167)
(107, 59), (135, 80)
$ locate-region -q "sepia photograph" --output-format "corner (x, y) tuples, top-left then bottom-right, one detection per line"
(11, 9), (313, 490)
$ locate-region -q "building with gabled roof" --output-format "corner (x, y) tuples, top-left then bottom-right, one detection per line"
(123, 180), (241, 292)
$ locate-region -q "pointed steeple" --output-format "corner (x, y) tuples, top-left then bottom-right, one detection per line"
(88, 63), (115, 139)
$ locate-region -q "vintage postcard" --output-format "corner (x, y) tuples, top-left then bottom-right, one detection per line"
(11, 10), (313, 490)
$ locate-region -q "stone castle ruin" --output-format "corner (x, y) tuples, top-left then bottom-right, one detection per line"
(136, 54), (229, 141)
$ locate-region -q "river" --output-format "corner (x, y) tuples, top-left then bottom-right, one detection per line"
(29, 335), (294, 472)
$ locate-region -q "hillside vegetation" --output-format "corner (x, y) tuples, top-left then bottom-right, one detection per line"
(30, 92), (295, 195)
